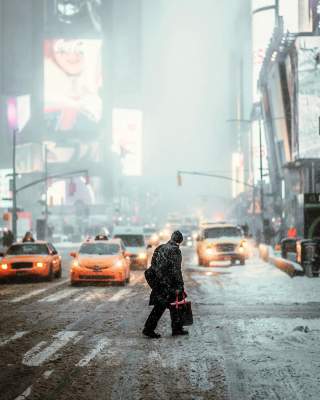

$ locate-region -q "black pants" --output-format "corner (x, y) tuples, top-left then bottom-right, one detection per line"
(144, 303), (183, 332)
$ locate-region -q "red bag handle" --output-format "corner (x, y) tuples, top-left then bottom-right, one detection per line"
(175, 290), (186, 309)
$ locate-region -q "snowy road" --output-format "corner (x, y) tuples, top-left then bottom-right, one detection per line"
(1, 248), (320, 399)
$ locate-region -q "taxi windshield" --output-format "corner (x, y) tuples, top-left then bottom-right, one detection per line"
(79, 243), (120, 255)
(114, 235), (145, 247)
(204, 227), (242, 238)
(7, 244), (49, 255)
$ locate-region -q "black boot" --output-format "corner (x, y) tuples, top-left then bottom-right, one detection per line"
(142, 329), (161, 339)
(172, 329), (189, 336)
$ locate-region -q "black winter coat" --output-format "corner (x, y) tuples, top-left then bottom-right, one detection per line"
(149, 240), (184, 306)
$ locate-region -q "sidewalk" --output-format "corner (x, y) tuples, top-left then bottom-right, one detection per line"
(259, 244), (304, 277)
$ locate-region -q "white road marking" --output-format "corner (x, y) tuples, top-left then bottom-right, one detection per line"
(10, 279), (68, 303)
(76, 338), (110, 367)
(108, 288), (132, 302)
(0, 331), (29, 346)
(22, 331), (79, 366)
(73, 335), (84, 344)
(38, 287), (80, 303)
(43, 370), (54, 380)
(14, 385), (32, 400)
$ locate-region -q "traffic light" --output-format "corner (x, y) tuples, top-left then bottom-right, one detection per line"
(177, 172), (182, 186)
(3, 212), (10, 221)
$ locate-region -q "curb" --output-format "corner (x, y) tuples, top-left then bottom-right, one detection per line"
(258, 244), (304, 277)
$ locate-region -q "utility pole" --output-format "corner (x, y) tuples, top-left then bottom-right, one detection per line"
(12, 128), (18, 240)
(44, 145), (48, 240)
(258, 106), (265, 242)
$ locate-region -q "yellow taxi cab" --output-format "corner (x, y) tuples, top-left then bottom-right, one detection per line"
(70, 238), (130, 285)
(0, 241), (62, 281)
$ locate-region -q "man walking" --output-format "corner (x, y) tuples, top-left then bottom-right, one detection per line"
(143, 230), (188, 339)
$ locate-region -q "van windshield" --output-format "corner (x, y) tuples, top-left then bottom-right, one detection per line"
(114, 235), (145, 247)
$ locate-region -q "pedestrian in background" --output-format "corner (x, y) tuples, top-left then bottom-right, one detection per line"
(22, 231), (35, 243)
(143, 230), (188, 339)
(3, 228), (14, 248)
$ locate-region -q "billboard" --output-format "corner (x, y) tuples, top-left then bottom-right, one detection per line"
(44, 39), (102, 136)
(112, 109), (143, 176)
(296, 36), (320, 158)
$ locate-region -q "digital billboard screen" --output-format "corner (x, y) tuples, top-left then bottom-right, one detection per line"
(44, 39), (102, 137)
(112, 109), (143, 177)
(296, 36), (320, 158)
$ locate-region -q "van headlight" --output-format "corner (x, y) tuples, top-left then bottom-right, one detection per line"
(138, 253), (147, 260)
(205, 247), (216, 256)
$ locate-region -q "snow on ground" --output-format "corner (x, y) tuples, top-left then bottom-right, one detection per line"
(187, 254), (320, 399)
(190, 256), (320, 305)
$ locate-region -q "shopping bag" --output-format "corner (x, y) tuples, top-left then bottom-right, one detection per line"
(170, 292), (193, 326)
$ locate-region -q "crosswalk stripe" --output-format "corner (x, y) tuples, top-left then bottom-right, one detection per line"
(0, 331), (29, 346)
(10, 279), (68, 303)
(108, 288), (132, 302)
(43, 370), (54, 379)
(76, 338), (109, 367)
(22, 331), (79, 366)
(38, 288), (81, 303)
(14, 385), (32, 400)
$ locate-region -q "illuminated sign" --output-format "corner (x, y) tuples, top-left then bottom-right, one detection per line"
(112, 109), (143, 176)
(296, 36), (320, 158)
(7, 95), (30, 132)
(44, 39), (102, 133)
(232, 152), (244, 198)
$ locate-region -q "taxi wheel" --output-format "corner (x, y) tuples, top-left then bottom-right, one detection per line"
(55, 265), (62, 279)
(47, 265), (54, 282)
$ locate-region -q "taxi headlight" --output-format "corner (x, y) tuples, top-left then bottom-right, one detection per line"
(1, 263), (8, 270)
(238, 246), (245, 254)
(72, 260), (80, 268)
(36, 262), (45, 268)
(115, 260), (124, 268)
(138, 253), (147, 260)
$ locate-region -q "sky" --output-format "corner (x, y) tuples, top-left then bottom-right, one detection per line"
(141, 0), (246, 219)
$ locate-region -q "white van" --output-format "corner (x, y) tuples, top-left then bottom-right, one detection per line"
(113, 226), (148, 269)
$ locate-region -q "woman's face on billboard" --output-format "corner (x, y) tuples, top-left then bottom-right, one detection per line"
(53, 40), (85, 76)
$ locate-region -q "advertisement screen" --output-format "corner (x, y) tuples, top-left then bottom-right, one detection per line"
(112, 109), (143, 177)
(296, 36), (320, 158)
(44, 39), (102, 136)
